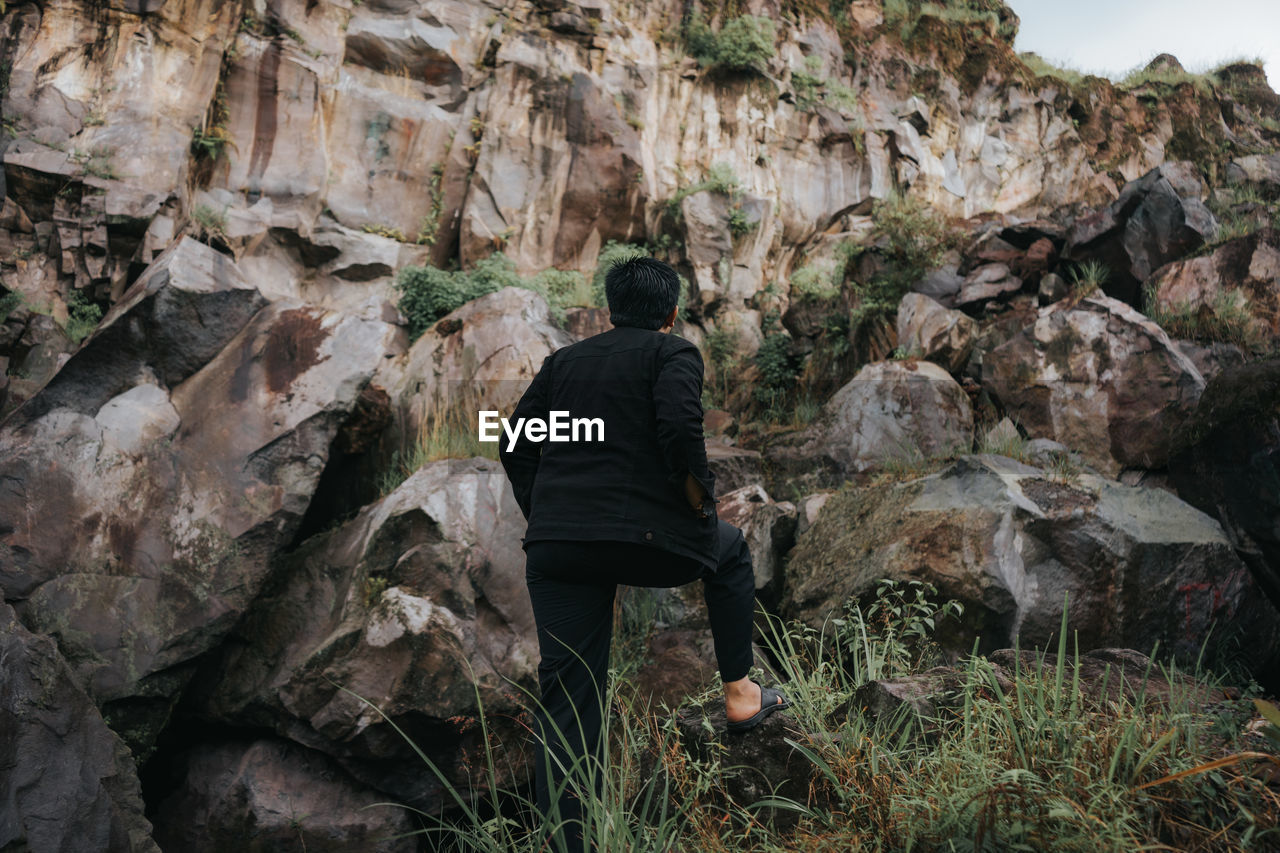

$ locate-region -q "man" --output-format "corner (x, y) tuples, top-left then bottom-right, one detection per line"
(499, 255), (789, 850)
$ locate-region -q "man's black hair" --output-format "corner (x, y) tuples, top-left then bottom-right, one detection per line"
(605, 255), (681, 330)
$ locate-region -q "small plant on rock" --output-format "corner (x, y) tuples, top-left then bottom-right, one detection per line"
(193, 203), (229, 242)
(1067, 259), (1109, 298)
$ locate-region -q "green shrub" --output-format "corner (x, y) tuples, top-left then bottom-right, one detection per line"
(682, 13), (775, 74)
(0, 290), (23, 324)
(591, 241), (689, 316)
(64, 288), (103, 345)
(790, 262), (840, 300)
(191, 125), (228, 161)
(726, 206), (756, 238)
(395, 253), (555, 340)
(752, 313), (800, 417)
(702, 325), (739, 409)
(415, 163), (445, 246)
(845, 191), (952, 331)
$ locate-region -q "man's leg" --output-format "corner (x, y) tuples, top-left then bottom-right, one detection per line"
(703, 520), (787, 722)
(702, 520), (756, 683)
(524, 541), (616, 852)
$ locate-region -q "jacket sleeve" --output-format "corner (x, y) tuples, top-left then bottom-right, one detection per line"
(653, 339), (717, 510)
(499, 352), (554, 521)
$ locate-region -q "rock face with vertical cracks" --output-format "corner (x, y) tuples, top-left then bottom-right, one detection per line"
(982, 294), (1205, 477)
(782, 455), (1280, 675)
(0, 604), (160, 853)
(0, 247), (399, 754)
(194, 458), (537, 813)
(460, 36), (647, 270)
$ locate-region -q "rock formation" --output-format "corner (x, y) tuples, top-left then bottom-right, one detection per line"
(2, 0), (1279, 846)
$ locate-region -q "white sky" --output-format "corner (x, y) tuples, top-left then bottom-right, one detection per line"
(1009, 0), (1280, 91)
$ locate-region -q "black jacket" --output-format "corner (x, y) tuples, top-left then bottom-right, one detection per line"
(498, 324), (720, 571)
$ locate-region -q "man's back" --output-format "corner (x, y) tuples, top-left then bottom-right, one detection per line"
(499, 325), (719, 571)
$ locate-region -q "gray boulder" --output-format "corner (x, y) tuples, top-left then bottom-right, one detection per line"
(783, 455), (1280, 675)
(982, 294), (1204, 477)
(198, 458), (537, 812)
(766, 360), (974, 492)
(0, 604), (159, 853)
(0, 245), (399, 753)
(896, 292), (977, 372)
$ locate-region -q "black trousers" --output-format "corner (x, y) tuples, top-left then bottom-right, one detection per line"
(523, 520), (756, 850)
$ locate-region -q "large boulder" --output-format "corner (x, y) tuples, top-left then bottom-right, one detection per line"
(1064, 162), (1217, 304)
(765, 360), (974, 492)
(1168, 358), (1280, 629)
(896, 292), (978, 372)
(0, 247), (399, 752)
(196, 458), (537, 812)
(150, 739), (417, 853)
(982, 294), (1205, 476)
(1145, 228), (1280, 352)
(0, 604), (159, 853)
(782, 455), (1280, 676)
(1, 236), (268, 425)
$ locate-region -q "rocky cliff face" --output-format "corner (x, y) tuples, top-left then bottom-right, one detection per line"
(2, 0), (1280, 849)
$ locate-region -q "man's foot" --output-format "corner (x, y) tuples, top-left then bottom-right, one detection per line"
(724, 678), (785, 724)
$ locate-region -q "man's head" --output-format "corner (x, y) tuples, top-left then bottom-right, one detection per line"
(605, 255), (681, 331)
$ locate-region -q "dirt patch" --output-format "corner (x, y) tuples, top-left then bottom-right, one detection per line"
(1020, 477), (1097, 516)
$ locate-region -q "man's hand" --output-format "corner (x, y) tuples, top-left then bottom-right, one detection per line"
(683, 472), (709, 517)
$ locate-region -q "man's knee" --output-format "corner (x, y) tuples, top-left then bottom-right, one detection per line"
(715, 521), (753, 577)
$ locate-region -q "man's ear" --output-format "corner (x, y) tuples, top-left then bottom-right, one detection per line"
(661, 306), (678, 331)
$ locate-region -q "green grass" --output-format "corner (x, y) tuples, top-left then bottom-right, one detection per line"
(342, 581), (1280, 851)
(1143, 282), (1267, 354)
(1018, 52), (1091, 87)
(976, 426), (1032, 463)
(1067, 259), (1110, 299)
(375, 399), (500, 498)
(193, 203), (228, 241)
(1116, 55), (1268, 97)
